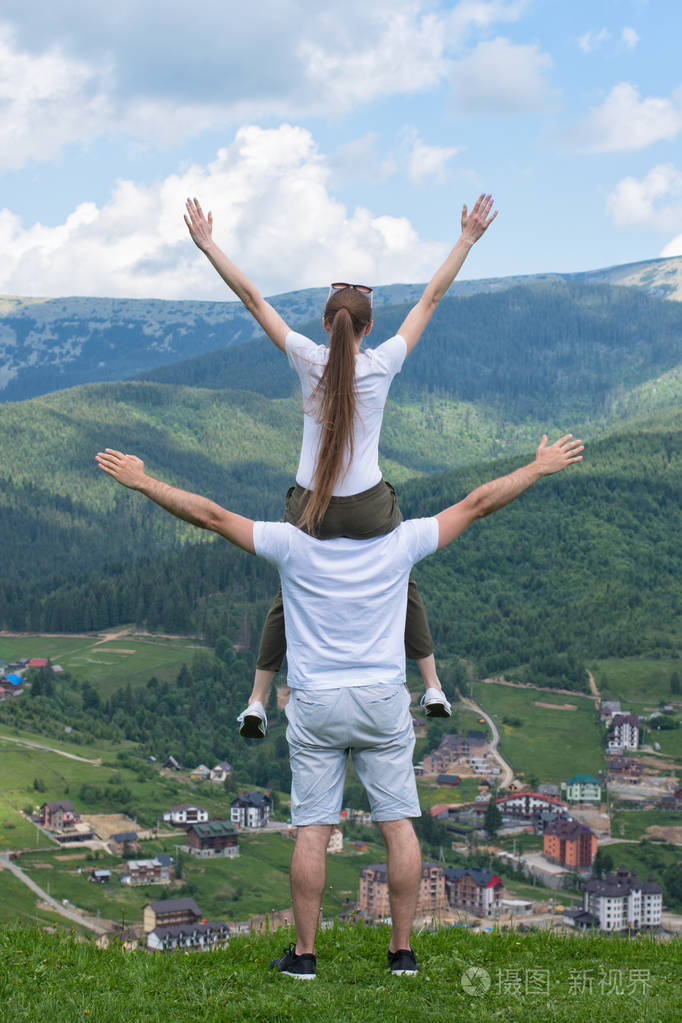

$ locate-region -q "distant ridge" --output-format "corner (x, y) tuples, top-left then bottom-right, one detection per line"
(1, 255), (681, 402)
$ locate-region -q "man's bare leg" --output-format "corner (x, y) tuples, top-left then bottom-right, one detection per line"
(377, 818), (422, 951)
(290, 824), (333, 954)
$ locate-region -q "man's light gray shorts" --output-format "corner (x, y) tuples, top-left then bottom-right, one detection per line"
(285, 684), (421, 826)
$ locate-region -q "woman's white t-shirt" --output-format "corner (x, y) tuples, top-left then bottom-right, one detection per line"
(285, 330), (407, 496)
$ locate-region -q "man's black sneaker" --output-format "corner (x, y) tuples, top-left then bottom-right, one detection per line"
(269, 943), (316, 979)
(388, 948), (419, 975)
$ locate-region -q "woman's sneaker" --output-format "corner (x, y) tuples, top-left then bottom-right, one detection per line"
(236, 701), (268, 739)
(269, 943), (316, 979)
(388, 947), (419, 975)
(419, 688), (452, 718)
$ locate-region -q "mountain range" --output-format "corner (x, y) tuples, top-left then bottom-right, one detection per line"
(1, 254), (681, 688)
(2, 254), (682, 403)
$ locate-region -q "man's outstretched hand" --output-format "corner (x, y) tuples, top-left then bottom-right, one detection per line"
(96, 449), (147, 490)
(534, 434), (584, 476)
(461, 194), (498, 244)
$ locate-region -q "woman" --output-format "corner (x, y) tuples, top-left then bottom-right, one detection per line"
(184, 194), (497, 737)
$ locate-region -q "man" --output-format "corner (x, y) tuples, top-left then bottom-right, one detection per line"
(95, 432), (583, 978)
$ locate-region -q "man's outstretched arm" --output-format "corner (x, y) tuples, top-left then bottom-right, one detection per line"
(95, 449), (256, 554)
(435, 434), (584, 550)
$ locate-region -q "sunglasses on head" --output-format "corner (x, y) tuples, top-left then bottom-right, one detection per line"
(328, 282), (373, 307)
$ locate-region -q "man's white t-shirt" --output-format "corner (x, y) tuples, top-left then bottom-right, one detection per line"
(253, 517), (439, 690)
(285, 330), (407, 496)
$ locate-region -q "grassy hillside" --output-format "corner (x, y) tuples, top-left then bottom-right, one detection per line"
(0, 925), (679, 1023)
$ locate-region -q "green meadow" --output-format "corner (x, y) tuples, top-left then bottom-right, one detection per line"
(590, 655), (682, 708)
(0, 631), (210, 696)
(471, 682), (603, 783)
(1, 924), (679, 1023)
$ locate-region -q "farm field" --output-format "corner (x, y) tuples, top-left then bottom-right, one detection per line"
(590, 656), (682, 707)
(471, 681), (603, 783)
(0, 631), (210, 695)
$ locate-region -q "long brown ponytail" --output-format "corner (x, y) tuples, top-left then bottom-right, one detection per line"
(298, 287), (372, 533)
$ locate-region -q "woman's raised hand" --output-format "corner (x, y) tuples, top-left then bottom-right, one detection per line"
(461, 194), (498, 243)
(184, 198), (214, 252)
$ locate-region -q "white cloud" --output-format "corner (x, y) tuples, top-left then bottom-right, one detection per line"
(449, 36), (554, 114)
(447, 0), (530, 46)
(606, 164), (682, 229)
(400, 128), (462, 184)
(577, 28), (611, 54)
(661, 234), (682, 257)
(572, 83), (682, 153)
(0, 3), (543, 169)
(620, 27), (639, 51)
(0, 25), (113, 170)
(0, 126), (448, 299)
(299, 9), (448, 108)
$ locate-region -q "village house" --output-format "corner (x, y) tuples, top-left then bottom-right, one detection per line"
(606, 757), (643, 783)
(421, 732), (489, 775)
(598, 700), (621, 722)
(562, 773), (602, 804)
(209, 761), (232, 783)
(186, 821), (239, 858)
(443, 867), (504, 917)
(436, 774), (461, 787)
(0, 674), (24, 698)
(163, 803), (209, 829)
(40, 800), (80, 831)
(607, 713), (640, 752)
(230, 792), (271, 829)
(581, 866), (662, 932)
(358, 862), (446, 920)
(121, 855), (174, 885)
(143, 897), (202, 934)
(163, 755), (182, 771)
(147, 920), (230, 952)
(89, 869), (111, 885)
(327, 826), (343, 853)
(542, 818), (597, 868)
(496, 791), (569, 824)
(109, 831), (139, 855)
(188, 764), (211, 782)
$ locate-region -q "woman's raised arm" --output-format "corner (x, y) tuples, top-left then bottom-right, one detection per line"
(398, 194), (498, 355)
(184, 198), (290, 352)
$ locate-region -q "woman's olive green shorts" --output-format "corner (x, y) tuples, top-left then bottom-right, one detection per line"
(256, 479), (434, 672)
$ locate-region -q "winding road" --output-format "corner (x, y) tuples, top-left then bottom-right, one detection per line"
(0, 852), (109, 934)
(458, 694), (515, 788)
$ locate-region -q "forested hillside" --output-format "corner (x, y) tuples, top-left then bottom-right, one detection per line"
(138, 281), (682, 424)
(2, 407), (681, 691)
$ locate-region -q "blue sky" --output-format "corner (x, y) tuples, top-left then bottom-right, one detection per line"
(1, 0), (681, 299)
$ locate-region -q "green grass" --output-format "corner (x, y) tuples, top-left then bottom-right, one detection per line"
(0, 924), (679, 1023)
(590, 656), (682, 708)
(609, 808), (682, 841)
(0, 870), (88, 933)
(0, 725), (235, 838)
(417, 779), (482, 810)
(0, 633), (209, 695)
(471, 682), (603, 783)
